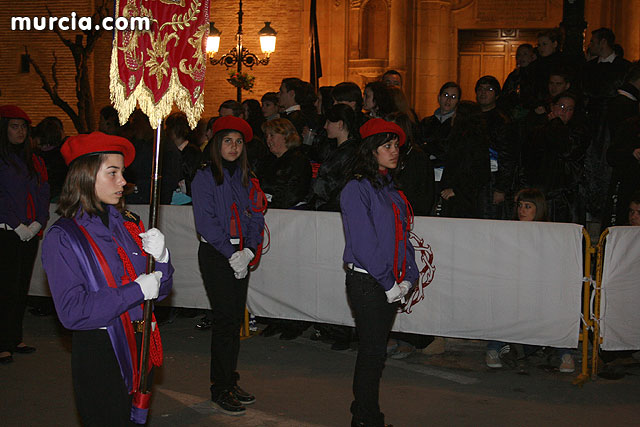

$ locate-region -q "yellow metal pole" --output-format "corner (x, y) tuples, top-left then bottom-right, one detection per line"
(591, 229), (609, 378)
(240, 307), (250, 338)
(574, 228), (593, 386)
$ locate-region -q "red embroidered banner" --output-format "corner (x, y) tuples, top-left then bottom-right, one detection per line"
(110, 0), (209, 129)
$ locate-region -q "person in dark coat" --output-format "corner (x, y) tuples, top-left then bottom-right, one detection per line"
(420, 82), (460, 198)
(32, 116), (68, 202)
(306, 104), (359, 211)
(439, 101), (491, 218)
(261, 118), (312, 209)
(522, 92), (589, 223)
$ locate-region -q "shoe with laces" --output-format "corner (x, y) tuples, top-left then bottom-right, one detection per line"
(211, 391), (245, 416)
(559, 354), (575, 373)
(232, 385), (256, 405)
(486, 350), (502, 368)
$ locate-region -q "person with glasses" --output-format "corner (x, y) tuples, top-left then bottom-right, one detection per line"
(521, 92), (589, 223)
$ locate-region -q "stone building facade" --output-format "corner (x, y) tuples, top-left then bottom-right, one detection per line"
(1, 0), (639, 132)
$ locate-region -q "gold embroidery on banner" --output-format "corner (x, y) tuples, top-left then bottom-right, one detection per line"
(146, 32), (179, 89)
(178, 23), (207, 82)
(159, 0), (200, 32)
(158, 0), (186, 6)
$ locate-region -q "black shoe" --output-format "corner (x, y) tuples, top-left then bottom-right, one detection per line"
(232, 385), (255, 404)
(195, 317), (212, 330)
(279, 329), (301, 340)
(261, 324), (281, 337)
(331, 340), (350, 351)
(0, 353), (13, 364)
(211, 391), (245, 416)
(14, 345), (36, 354)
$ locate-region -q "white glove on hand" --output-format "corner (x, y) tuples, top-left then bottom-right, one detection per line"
(234, 267), (248, 280)
(139, 228), (169, 263)
(14, 224), (34, 241)
(28, 221), (42, 237)
(135, 271), (163, 300)
(397, 280), (412, 299)
(385, 283), (403, 304)
(229, 248), (254, 273)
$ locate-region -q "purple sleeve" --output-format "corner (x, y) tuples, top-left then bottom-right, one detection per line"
(191, 169), (236, 258)
(340, 181), (396, 290)
(42, 227), (145, 330)
(154, 254), (174, 302)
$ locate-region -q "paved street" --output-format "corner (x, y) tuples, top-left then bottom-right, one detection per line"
(3, 308), (640, 426)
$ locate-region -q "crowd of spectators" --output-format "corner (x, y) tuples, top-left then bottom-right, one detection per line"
(18, 26), (640, 370)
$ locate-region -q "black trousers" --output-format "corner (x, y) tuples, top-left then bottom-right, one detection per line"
(346, 269), (398, 427)
(198, 242), (249, 398)
(0, 230), (39, 353)
(72, 329), (144, 426)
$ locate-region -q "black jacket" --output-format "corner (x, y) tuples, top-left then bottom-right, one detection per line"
(306, 138), (359, 211)
(261, 146), (312, 209)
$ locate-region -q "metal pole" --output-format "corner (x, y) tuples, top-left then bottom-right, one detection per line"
(139, 117), (163, 393)
(236, 0), (243, 103)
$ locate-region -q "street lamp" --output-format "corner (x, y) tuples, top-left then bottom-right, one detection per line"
(206, 0), (277, 102)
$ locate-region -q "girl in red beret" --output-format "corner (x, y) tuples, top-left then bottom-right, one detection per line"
(0, 105), (49, 365)
(191, 116), (266, 416)
(42, 131), (174, 424)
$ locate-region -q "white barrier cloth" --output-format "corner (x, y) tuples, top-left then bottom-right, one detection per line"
(30, 206), (584, 347)
(600, 227), (640, 351)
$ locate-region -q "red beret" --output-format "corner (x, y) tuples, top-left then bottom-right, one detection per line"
(0, 105), (31, 124)
(61, 131), (135, 167)
(359, 118), (406, 147)
(212, 116), (253, 142)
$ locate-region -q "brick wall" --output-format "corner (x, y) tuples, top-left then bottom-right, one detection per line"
(0, 1), (94, 134)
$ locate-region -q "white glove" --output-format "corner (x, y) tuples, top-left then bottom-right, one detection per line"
(28, 221), (42, 237)
(229, 248), (254, 273)
(135, 271), (163, 300)
(385, 283), (403, 304)
(14, 224), (34, 241)
(139, 228), (169, 263)
(397, 280), (412, 299)
(234, 267), (248, 280)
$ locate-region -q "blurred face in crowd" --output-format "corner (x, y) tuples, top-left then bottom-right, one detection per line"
(517, 200), (537, 222)
(7, 119), (28, 145)
(266, 131), (288, 158)
(219, 107), (234, 117)
(324, 119), (344, 140)
(548, 75), (571, 98)
(588, 35), (605, 57)
(382, 73), (402, 88)
(516, 47), (536, 68)
(475, 84), (497, 110)
(374, 137), (400, 171)
(95, 154), (126, 205)
(363, 88), (375, 112)
(99, 115), (119, 136)
(262, 100), (278, 118)
(278, 83), (296, 109)
(438, 87), (460, 114)
(629, 202), (640, 226)
(551, 96), (575, 124)
(537, 36), (557, 58)
(220, 131), (244, 162)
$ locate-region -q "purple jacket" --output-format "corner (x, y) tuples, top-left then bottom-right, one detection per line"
(191, 166), (264, 258)
(0, 151), (50, 228)
(42, 206), (173, 330)
(340, 177), (418, 291)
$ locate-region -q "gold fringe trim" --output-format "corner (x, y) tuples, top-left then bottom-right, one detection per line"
(109, 44), (205, 130)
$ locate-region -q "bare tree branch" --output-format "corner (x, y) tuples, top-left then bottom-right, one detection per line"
(25, 46), (84, 132)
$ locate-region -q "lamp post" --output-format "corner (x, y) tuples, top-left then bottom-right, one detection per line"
(206, 0), (277, 102)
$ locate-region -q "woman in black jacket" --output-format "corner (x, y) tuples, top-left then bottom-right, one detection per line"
(261, 118), (312, 209)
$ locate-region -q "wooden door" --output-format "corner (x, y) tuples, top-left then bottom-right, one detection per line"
(458, 29), (545, 101)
